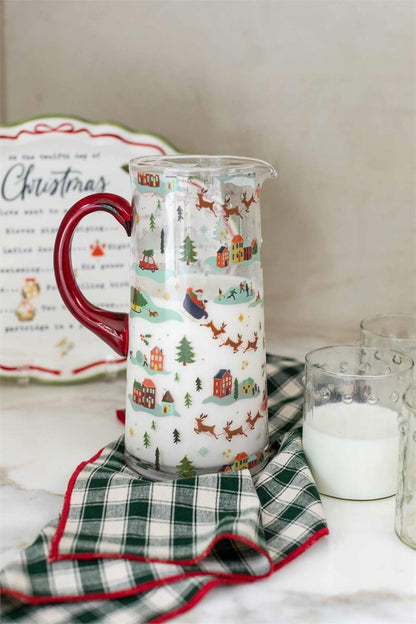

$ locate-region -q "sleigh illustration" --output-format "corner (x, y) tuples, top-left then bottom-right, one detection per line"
(183, 288), (208, 320)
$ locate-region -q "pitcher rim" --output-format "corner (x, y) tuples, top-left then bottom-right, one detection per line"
(129, 154), (277, 177)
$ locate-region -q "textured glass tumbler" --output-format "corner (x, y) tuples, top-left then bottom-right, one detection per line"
(395, 388), (416, 549)
(361, 315), (416, 380)
(303, 346), (413, 500)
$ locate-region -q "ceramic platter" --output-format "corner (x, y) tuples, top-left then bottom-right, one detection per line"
(0, 116), (178, 382)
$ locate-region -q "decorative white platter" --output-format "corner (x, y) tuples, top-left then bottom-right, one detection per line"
(0, 116), (178, 382)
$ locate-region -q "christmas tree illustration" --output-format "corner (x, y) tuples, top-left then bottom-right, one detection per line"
(149, 213), (156, 231)
(157, 199), (161, 211)
(155, 447), (160, 471)
(177, 206), (183, 221)
(131, 287), (148, 312)
(233, 377), (239, 400)
(160, 228), (165, 254)
(175, 336), (195, 366)
(195, 377), (202, 392)
(180, 235), (197, 265)
(173, 428), (181, 444)
(151, 420), (157, 431)
(174, 372), (180, 382)
(184, 392), (192, 408)
(143, 431), (151, 448)
(176, 455), (196, 478)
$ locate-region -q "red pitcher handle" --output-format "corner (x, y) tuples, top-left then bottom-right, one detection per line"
(54, 193), (132, 357)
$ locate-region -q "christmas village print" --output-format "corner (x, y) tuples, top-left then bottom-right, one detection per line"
(125, 168), (269, 478)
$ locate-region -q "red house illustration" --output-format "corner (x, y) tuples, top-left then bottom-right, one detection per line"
(243, 239), (252, 261)
(216, 246), (230, 268)
(213, 369), (232, 398)
(137, 171), (160, 187)
(132, 378), (156, 409)
(150, 346), (164, 371)
(142, 378), (156, 408)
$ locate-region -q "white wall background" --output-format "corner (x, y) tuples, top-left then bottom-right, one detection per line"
(1, 0), (415, 341)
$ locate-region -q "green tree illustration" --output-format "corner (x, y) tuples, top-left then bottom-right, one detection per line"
(195, 377), (202, 392)
(252, 239), (258, 255)
(174, 372), (180, 382)
(160, 228), (165, 254)
(180, 235), (197, 265)
(130, 287), (148, 311)
(173, 428), (181, 444)
(184, 392), (192, 408)
(176, 455), (196, 478)
(233, 377), (239, 400)
(149, 213), (156, 231)
(177, 206), (183, 221)
(143, 431), (151, 448)
(157, 199), (162, 211)
(176, 336), (195, 366)
(151, 420), (157, 431)
(155, 447), (160, 471)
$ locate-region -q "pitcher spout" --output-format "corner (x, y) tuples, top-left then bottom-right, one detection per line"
(252, 159), (278, 186)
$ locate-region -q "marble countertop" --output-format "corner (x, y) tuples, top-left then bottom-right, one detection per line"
(1, 333), (415, 623)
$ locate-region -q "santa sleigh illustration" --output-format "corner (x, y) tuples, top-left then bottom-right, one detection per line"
(183, 287), (208, 320)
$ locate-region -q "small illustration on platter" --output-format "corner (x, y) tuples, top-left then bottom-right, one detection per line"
(90, 240), (106, 257)
(15, 277), (41, 322)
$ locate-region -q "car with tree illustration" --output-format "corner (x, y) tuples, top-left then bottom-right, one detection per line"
(138, 249), (159, 272)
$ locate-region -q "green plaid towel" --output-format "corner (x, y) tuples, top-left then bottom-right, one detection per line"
(0, 355), (328, 623)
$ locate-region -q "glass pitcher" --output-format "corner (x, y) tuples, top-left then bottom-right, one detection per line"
(54, 155), (277, 479)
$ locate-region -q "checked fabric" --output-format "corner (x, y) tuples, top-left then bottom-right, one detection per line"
(0, 354), (328, 623)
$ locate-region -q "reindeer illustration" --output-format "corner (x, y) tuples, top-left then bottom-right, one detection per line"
(219, 333), (243, 353)
(243, 332), (258, 353)
(241, 191), (257, 212)
(200, 320), (227, 340)
(223, 420), (247, 442)
(196, 188), (216, 216)
(245, 410), (264, 430)
(221, 195), (243, 220)
(194, 414), (219, 439)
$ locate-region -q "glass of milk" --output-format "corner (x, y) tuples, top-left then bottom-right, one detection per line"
(360, 314), (416, 381)
(395, 387), (416, 548)
(302, 345), (413, 500)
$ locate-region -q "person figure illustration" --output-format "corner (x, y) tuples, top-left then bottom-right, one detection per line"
(143, 354), (148, 367)
(245, 282), (250, 296)
(227, 287), (238, 300)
